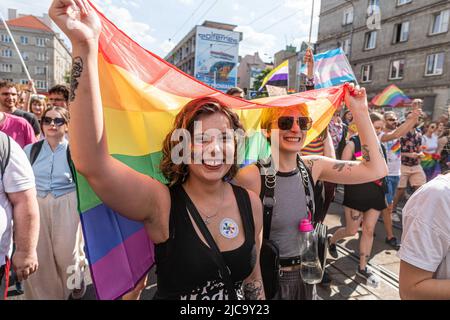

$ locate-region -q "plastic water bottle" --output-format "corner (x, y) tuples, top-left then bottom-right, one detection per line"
(299, 219), (323, 284)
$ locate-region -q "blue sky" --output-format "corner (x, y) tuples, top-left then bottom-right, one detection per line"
(2, 0), (321, 62)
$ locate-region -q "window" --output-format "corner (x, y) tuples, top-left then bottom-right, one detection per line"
(1, 49), (13, 58)
(389, 59), (405, 79)
(431, 10), (450, 35)
(35, 66), (46, 75)
(20, 80), (29, 85)
(21, 52), (29, 61)
(393, 21), (410, 43)
(343, 7), (354, 25)
(36, 38), (46, 47)
(0, 64), (13, 72)
(368, 0), (380, 15)
(361, 65), (373, 83)
(342, 38), (351, 55)
(37, 52), (46, 61)
(1, 34), (12, 43)
(425, 53), (445, 76)
(397, 0), (412, 5)
(364, 31), (377, 50)
(20, 36), (28, 44)
(35, 81), (47, 90)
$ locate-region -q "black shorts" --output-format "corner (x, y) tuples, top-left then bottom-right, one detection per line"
(343, 182), (388, 212)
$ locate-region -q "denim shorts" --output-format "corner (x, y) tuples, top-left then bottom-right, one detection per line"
(385, 175), (400, 205)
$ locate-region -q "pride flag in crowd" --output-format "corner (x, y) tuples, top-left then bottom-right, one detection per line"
(77, 2), (346, 300)
(371, 84), (411, 107)
(313, 48), (357, 89)
(258, 60), (289, 91)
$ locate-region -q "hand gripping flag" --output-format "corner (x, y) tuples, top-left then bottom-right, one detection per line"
(77, 2), (346, 300)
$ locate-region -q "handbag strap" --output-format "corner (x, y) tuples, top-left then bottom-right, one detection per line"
(178, 186), (238, 300)
(296, 155), (315, 222)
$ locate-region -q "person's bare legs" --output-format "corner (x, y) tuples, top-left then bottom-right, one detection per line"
(330, 206), (363, 245)
(392, 188), (405, 215)
(382, 205), (395, 240)
(359, 209), (381, 270)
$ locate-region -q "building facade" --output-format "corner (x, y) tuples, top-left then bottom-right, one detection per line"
(0, 9), (72, 92)
(165, 21), (242, 92)
(237, 52), (272, 94)
(317, 0), (450, 118)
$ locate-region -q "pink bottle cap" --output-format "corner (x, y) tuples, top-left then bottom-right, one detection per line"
(299, 219), (314, 232)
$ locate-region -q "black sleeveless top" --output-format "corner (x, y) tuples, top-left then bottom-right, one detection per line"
(154, 184), (257, 300)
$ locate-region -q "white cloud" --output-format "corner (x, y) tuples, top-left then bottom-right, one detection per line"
(236, 25), (277, 59)
(177, 0), (194, 5)
(93, 0), (155, 48)
(160, 40), (176, 55)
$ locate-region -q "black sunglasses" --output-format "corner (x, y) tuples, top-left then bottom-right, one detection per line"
(42, 117), (66, 127)
(278, 116), (312, 131)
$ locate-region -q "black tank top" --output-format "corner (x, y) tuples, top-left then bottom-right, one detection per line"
(154, 184), (256, 300)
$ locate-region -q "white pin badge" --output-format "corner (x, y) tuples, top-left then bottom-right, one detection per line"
(220, 218), (239, 239)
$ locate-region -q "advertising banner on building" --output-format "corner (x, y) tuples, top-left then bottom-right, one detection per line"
(194, 26), (240, 92)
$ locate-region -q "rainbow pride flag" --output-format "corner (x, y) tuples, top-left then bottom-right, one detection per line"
(77, 2), (345, 300)
(391, 140), (401, 156)
(371, 84), (411, 107)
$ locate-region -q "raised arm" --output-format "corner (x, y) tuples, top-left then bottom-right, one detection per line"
(304, 84), (388, 185)
(49, 1), (169, 240)
(380, 110), (421, 143)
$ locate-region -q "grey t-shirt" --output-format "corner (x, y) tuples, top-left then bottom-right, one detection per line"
(398, 174), (450, 280)
(270, 169), (309, 258)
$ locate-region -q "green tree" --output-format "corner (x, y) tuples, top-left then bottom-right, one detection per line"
(251, 68), (272, 98)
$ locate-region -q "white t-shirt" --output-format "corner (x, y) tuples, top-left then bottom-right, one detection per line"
(398, 174), (450, 280)
(422, 134), (439, 154)
(0, 137), (35, 266)
(380, 132), (402, 176)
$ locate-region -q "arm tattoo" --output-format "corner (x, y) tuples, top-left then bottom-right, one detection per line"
(332, 162), (357, 173)
(243, 279), (264, 300)
(70, 57), (84, 102)
(304, 157), (320, 171)
(362, 145), (371, 162)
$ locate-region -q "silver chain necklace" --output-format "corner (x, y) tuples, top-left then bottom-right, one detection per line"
(198, 186), (225, 225)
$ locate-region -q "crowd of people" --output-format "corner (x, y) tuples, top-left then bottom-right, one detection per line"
(0, 0), (449, 301)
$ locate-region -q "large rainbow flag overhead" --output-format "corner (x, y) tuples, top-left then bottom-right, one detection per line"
(77, 2), (345, 300)
(371, 84), (411, 107)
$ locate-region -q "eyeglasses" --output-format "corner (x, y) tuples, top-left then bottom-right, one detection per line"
(42, 117), (66, 127)
(277, 116), (313, 131)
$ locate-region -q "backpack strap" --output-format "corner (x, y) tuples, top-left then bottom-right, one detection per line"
(256, 158), (277, 240)
(296, 155), (316, 221)
(0, 133), (11, 178)
(30, 140), (45, 166)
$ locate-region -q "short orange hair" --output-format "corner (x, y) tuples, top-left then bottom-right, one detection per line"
(260, 104), (310, 133)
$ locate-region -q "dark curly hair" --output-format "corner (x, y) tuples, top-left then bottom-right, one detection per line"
(160, 97), (244, 187)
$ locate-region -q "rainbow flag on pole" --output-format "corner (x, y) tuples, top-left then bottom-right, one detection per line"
(371, 84), (411, 107)
(313, 48), (356, 89)
(258, 60), (289, 91)
(78, 2), (345, 300)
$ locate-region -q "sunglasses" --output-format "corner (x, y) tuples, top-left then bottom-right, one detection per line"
(277, 116), (312, 131)
(42, 117), (66, 127)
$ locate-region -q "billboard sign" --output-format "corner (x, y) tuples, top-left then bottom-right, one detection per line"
(194, 26), (240, 92)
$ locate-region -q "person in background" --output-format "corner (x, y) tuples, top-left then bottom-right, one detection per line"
(29, 95), (47, 123)
(328, 112), (389, 288)
(343, 110), (353, 126)
(226, 87), (245, 99)
(0, 81), (40, 138)
(421, 122), (441, 181)
(0, 131), (39, 300)
(379, 107), (421, 250)
(398, 171), (450, 300)
(23, 106), (86, 300)
(48, 85), (70, 109)
(0, 111), (37, 149)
